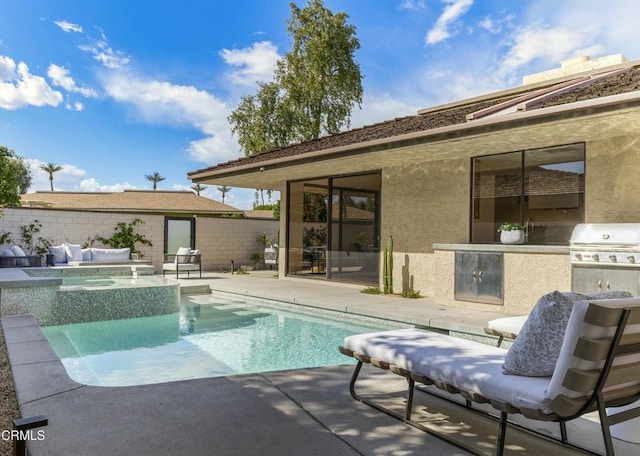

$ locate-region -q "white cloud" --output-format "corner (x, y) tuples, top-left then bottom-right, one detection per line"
(426, 0), (474, 45)
(101, 72), (238, 164)
(54, 20), (82, 33)
(65, 101), (84, 111)
(398, 0), (425, 11)
(79, 39), (130, 70)
(47, 64), (97, 97)
(499, 23), (603, 76)
(220, 41), (280, 87)
(0, 56), (63, 109)
(25, 159), (136, 192)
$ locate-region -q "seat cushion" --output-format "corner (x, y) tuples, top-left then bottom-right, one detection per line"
(11, 245), (27, 257)
(49, 244), (67, 264)
(487, 315), (528, 337)
(176, 247), (192, 264)
(343, 328), (553, 413)
(64, 243), (83, 262)
(91, 248), (130, 261)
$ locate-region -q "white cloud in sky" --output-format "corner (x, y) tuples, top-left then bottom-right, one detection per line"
(101, 72), (237, 163)
(54, 20), (82, 33)
(0, 55), (63, 109)
(426, 0), (474, 45)
(65, 101), (84, 111)
(220, 41), (280, 87)
(47, 64), (97, 97)
(25, 158), (136, 192)
(398, 1), (425, 11)
(79, 39), (130, 70)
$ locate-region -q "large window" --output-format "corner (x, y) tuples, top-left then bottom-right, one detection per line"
(286, 172), (380, 285)
(472, 143), (585, 244)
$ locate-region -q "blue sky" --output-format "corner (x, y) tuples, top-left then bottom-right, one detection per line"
(1, 0), (638, 209)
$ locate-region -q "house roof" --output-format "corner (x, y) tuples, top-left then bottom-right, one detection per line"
(188, 56), (640, 187)
(19, 190), (243, 215)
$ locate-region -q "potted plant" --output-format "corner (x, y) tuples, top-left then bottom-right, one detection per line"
(497, 222), (525, 244)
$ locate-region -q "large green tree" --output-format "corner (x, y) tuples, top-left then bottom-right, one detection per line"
(0, 146), (32, 206)
(228, 0), (362, 155)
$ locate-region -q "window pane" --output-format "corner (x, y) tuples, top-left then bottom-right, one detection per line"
(472, 152), (522, 243)
(524, 144), (585, 244)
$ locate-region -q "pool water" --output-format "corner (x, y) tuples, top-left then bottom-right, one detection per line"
(42, 294), (403, 386)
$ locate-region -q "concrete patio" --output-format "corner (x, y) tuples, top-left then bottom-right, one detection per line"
(2, 271), (639, 455)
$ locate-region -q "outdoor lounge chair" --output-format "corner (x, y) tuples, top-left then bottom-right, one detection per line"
(339, 296), (640, 456)
(162, 247), (201, 278)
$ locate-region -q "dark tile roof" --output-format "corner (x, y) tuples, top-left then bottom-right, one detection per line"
(189, 62), (640, 176)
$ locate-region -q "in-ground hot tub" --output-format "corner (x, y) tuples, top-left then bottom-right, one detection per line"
(0, 266), (179, 325)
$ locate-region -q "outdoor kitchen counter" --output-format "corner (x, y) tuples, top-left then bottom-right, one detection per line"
(432, 244), (571, 315)
(433, 243), (569, 254)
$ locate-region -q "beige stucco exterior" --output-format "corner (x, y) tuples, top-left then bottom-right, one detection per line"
(192, 86), (640, 315)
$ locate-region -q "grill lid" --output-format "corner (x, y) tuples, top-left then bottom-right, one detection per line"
(570, 223), (640, 247)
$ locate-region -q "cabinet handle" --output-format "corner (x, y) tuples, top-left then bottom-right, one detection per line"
(472, 270), (476, 281)
(597, 279), (602, 292)
(478, 270), (482, 283)
(606, 280), (611, 291)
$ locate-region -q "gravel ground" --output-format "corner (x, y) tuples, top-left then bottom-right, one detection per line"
(0, 325), (21, 456)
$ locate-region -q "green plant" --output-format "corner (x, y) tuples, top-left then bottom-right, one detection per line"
(383, 236), (393, 294)
(234, 267), (249, 275)
(497, 222), (524, 232)
(256, 232), (274, 248)
(19, 220), (52, 256)
(95, 218), (153, 255)
(401, 289), (422, 299)
(360, 287), (382, 295)
(250, 252), (263, 268)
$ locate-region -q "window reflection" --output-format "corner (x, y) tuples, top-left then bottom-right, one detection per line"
(472, 143), (585, 244)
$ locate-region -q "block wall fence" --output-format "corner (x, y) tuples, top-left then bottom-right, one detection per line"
(0, 207), (279, 272)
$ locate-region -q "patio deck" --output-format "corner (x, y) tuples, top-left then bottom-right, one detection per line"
(2, 271), (639, 455)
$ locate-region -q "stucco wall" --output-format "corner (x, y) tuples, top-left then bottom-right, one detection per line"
(381, 157), (470, 294)
(586, 134), (640, 222)
(0, 208), (278, 272)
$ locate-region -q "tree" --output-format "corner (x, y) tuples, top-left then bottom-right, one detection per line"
(217, 185), (231, 204)
(191, 183), (207, 196)
(279, 0), (363, 140)
(228, 0), (362, 152)
(145, 172), (166, 190)
(0, 146), (32, 206)
(39, 162), (63, 192)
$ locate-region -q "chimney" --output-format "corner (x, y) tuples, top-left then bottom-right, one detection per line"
(522, 54), (629, 85)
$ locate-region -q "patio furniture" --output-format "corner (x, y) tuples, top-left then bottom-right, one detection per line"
(339, 296), (640, 456)
(0, 245), (41, 267)
(162, 247), (201, 278)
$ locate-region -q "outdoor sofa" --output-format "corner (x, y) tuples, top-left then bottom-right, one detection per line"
(0, 245), (41, 267)
(339, 291), (640, 456)
(162, 247), (201, 278)
(48, 243), (133, 265)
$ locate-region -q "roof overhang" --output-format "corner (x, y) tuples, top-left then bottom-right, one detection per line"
(189, 91), (640, 189)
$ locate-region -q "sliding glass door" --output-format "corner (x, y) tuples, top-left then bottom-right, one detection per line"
(286, 172), (380, 285)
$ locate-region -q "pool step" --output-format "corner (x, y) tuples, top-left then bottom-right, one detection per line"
(180, 284), (212, 295)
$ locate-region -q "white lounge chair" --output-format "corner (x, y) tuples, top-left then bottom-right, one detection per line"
(162, 247), (201, 278)
(340, 296), (640, 456)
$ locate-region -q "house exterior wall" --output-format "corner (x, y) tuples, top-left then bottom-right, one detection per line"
(0, 207), (278, 272)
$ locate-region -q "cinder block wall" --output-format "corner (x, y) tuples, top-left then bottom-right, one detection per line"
(0, 208), (278, 272)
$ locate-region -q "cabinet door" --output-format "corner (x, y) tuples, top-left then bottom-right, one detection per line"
(572, 267), (638, 295)
(455, 252), (503, 305)
(455, 252), (478, 302)
(476, 253), (503, 305)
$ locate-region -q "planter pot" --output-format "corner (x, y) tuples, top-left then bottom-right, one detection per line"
(500, 230), (524, 244)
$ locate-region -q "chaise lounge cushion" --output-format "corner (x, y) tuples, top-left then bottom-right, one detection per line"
(502, 291), (585, 376)
(343, 328), (553, 413)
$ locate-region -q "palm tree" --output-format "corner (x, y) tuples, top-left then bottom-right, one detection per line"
(40, 162), (63, 191)
(191, 183), (207, 196)
(217, 185), (231, 204)
(145, 172), (166, 190)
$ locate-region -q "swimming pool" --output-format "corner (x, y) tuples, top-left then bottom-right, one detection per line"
(42, 293), (407, 386)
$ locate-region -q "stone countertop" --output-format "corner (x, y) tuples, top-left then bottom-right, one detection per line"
(433, 243), (569, 254)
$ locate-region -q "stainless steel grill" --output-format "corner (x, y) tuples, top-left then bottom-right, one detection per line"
(570, 223), (640, 294)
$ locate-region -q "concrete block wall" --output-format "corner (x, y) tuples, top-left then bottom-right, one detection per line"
(0, 208), (278, 273)
(196, 217), (279, 271)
